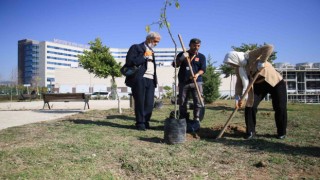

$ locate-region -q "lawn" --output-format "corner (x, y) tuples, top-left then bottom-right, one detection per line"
(0, 100), (319, 179)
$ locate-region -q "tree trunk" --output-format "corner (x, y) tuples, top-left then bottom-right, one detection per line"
(163, 0), (178, 119)
(10, 85), (13, 101)
(229, 75), (232, 100)
(112, 76), (122, 114)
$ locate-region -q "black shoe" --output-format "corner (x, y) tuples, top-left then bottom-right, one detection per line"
(145, 122), (150, 129)
(136, 124), (146, 131)
(244, 132), (255, 140)
(277, 135), (286, 139)
(186, 120), (200, 133)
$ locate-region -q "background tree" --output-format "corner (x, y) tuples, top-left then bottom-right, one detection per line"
(203, 54), (221, 103)
(78, 38), (122, 113)
(220, 43), (277, 99)
(31, 75), (41, 98)
(10, 68), (18, 101)
(162, 85), (173, 99)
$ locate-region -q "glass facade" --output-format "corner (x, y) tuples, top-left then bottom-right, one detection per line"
(18, 39), (40, 85)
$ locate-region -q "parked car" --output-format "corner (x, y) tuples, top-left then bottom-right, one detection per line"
(90, 92), (109, 100)
(0, 92), (7, 95)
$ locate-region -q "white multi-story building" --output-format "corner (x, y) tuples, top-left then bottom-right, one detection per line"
(275, 62), (320, 103)
(18, 39), (89, 88)
(18, 39), (181, 89)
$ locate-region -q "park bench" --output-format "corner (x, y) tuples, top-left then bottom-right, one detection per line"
(42, 93), (90, 110)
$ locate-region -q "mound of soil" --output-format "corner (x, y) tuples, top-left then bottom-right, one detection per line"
(186, 124), (246, 140)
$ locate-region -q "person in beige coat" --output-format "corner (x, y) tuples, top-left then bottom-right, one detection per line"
(224, 44), (287, 139)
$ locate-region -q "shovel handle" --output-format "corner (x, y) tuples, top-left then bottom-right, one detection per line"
(216, 71), (262, 139)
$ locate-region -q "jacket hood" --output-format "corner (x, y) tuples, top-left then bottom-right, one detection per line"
(223, 51), (247, 67)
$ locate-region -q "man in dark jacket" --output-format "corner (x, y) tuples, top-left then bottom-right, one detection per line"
(173, 38), (206, 128)
(125, 32), (161, 130)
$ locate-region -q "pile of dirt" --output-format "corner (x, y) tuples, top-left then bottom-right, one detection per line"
(212, 124), (246, 134)
(186, 124), (246, 140)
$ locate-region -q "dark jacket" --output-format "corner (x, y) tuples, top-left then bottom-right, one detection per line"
(125, 42), (158, 87)
(176, 51), (206, 84)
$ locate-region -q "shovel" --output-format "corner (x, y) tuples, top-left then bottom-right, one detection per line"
(216, 70), (262, 139)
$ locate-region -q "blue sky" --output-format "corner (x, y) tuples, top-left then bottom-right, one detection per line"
(0, 0), (319, 81)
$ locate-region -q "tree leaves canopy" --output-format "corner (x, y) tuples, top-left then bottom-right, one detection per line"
(78, 38), (122, 79)
(203, 54), (221, 103)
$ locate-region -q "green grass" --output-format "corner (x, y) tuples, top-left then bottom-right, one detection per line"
(0, 100), (319, 179)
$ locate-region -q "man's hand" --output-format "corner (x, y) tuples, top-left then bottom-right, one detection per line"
(193, 73), (200, 80)
(179, 52), (189, 60)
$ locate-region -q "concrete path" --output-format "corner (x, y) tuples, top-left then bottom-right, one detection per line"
(0, 100), (130, 130)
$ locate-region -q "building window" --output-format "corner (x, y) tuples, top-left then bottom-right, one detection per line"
(283, 72), (296, 79)
(47, 78), (55, 82)
(287, 82), (296, 90)
(306, 81), (320, 90)
(306, 72), (320, 79)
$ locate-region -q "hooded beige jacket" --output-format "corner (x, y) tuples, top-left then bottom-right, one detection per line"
(224, 44), (283, 107)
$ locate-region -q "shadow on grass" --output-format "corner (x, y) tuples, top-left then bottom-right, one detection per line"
(194, 127), (320, 158)
(67, 118), (165, 131)
(67, 119), (136, 130)
(106, 115), (164, 124)
(67, 118), (320, 157)
(206, 106), (272, 112)
(139, 137), (163, 143)
(216, 138), (320, 158)
(106, 115), (135, 121)
(33, 109), (84, 114)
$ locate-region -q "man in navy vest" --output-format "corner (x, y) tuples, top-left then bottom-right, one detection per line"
(173, 38), (206, 131)
(125, 32), (161, 130)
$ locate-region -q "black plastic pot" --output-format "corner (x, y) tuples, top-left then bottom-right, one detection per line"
(163, 117), (186, 144)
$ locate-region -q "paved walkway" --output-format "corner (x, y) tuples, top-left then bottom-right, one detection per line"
(0, 100), (130, 130)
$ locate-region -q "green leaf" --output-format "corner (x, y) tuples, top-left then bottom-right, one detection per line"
(145, 25), (150, 33)
(175, 2), (180, 8)
(165, 21), (170, 28)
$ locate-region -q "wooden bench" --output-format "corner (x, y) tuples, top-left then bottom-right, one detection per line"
(42, 93), (90, 110)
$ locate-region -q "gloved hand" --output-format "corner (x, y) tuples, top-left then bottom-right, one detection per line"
(144, 50), (152, 56)
(144, 50), (153, 60)
(179, 52), (189, 61)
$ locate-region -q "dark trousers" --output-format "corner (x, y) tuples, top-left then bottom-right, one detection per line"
(178, 82), (203, 120)
(245, 80), (287, 136)
(132, 77), (155, 126)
